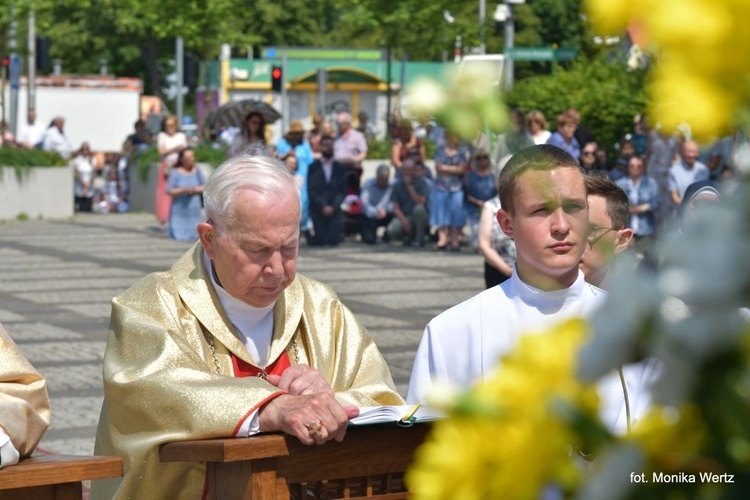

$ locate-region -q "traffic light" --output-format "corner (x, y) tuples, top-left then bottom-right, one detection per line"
(271, 65), (283, 92)
(183, 53), (197, 88)
(36, 36), (51, 73)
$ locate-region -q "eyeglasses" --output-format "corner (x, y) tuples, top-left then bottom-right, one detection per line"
(476, 155), (489, 160)
(582, 151), (596, 156)
(587, 224), (620, 246)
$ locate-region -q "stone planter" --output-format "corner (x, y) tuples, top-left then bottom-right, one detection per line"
(129, 162), (214, 214)
(0, 166), (73, 220)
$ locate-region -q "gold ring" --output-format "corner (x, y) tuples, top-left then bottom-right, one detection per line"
(307, 420), (323, 437)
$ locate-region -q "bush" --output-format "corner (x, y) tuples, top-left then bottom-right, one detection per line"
(0, 147), (67, 167)
(506, 52), (649, 159)
(367, 138), (392, 160)
(133, 144), (228, 182)
(366, 137), (437, 161)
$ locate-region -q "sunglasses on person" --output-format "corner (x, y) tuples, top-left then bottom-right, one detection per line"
(476, 155), (489, 160)
(581, 150), (596, 156)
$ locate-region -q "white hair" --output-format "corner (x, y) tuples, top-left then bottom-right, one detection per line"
(203, 153), (300, 231)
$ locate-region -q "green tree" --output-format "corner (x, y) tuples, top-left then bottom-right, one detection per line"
(2, 1), (168, 94)
(506, 52), (648, 155)
(334, 0), (482, 61)
(527, 0), (583, 49)
(98, 0), (258, 97)
(244, 0), (341, 47)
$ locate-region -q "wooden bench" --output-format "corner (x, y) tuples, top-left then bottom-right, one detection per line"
(0, 454), (123, 500)
(160, 423), (431, 499)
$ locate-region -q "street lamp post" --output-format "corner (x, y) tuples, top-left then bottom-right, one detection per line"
(495, 0), (525, 91)
(442, 10), (455, 63)
(479, 0), (486, 55)
(503, 6), (514, 90)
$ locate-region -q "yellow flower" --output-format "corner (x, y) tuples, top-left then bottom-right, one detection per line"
(407, 319), (599, 499)
(648, 65), (735, 140)
(584, 0), (638, 35)
(629, 405), (707, 473)
(646, 0), (731, 49)
(587, 0), (750, 141)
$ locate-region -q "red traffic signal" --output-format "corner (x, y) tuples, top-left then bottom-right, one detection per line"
(271, 65), (283, 92)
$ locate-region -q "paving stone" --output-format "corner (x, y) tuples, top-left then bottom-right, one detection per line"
(1, 322), (84, 341)
(0, 308), (24, 321)
(0, 213), (485, 456)
(40, 364), (103, 392)
(23, 341), (106, 364)
(48, 396), (103, 429)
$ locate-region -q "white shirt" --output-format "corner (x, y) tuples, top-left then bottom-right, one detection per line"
(203, 252), (275, 436)
(71, 155), (95, 182)
(407, 268), (651, 434)
(204, 252), (275, 366)
(531, 130), (552, 146)
(157, 131), (188, 168)
(17, 121), (47, 148)
(322, 158), (334, 183)
(0, 429), (20, 469)
(42, 126), (72, 159)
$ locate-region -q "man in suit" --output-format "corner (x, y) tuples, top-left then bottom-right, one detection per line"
(307, 136), (348, 246)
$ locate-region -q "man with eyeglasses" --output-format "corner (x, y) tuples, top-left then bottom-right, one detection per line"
(578, 176), (655, 434)
(579, 175), (634, 289)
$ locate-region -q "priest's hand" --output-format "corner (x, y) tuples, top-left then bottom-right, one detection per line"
(258, 393), (360, 445)
(266, 364), (334, 397)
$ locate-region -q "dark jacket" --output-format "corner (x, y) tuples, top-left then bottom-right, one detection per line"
(307, 159), (348, 215)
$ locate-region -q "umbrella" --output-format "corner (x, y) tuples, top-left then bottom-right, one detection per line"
(206, 99), (281, 130)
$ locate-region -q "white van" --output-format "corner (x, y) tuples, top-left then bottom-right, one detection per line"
(458, 54), (506, 87)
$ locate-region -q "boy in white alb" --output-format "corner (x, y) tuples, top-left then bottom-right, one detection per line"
(407, 144), (648, 433)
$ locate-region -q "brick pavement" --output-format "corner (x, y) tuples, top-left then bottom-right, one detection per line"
(0, 213), (483, 455)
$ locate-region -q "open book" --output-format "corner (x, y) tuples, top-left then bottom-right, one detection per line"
(348, 405), (444, 427)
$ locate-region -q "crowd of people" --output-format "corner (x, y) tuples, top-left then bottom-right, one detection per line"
(11, 102), (741, 255)
(8, 109), (137, 215)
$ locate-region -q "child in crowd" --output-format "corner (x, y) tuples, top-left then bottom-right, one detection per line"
(610, 136), (635, 182)
(285, 154), (304, 189)
(99, 168), (129, 213)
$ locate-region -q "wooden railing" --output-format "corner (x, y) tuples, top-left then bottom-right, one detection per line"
(0, 454), (123, 500)
(160, 423), (431, 499)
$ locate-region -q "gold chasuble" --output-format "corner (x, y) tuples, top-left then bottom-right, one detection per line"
(92, 244), (403, 499)
(0, 323), (51, 457)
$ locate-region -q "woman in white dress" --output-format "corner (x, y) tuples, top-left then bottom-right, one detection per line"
(156, 116), (188, 229)
(70, 142), (97, 212)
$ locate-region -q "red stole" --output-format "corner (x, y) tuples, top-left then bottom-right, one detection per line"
(230, 350), (292, 378)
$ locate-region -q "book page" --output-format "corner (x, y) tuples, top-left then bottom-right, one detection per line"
(348, 405), (444, 426)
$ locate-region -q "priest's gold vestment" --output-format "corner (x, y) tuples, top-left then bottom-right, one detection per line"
(0, 322), (51, 458)
(92, 244), (403, 499)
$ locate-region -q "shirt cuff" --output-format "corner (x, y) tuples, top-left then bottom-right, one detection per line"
(234, 409), (261, 438)
(0, 430), (21, 469)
